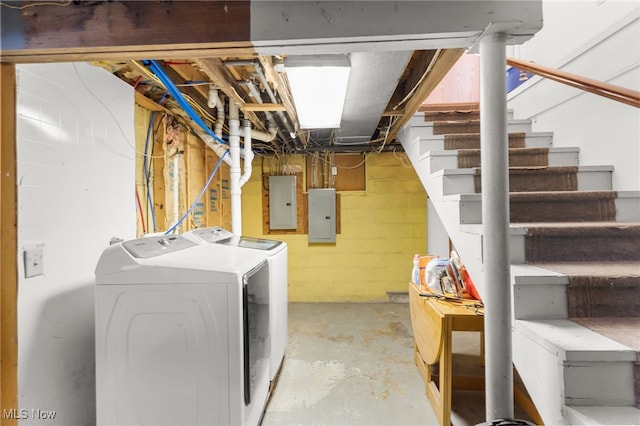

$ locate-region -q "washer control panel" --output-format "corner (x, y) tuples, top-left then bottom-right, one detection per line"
(122, 235), (196, 258)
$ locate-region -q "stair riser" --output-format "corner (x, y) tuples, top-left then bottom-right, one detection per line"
(475, 169), (579, 193)
(445, 133), (526, 150)
(425, 147), (579, 175)
(433, 120), (532, 135)
(417, 132), (553, 156)
(514, 321), (638, 423)
(458, 150), (549, 168)
(568, 278), (640, 318)
(409, 119), (542, 141)
(616, 196), (640, 222)
(510, 198), (617, 222)
(525, 234), (640, 262)
(422, 108), (515, 123)
(459, 197), (622, 224)
(564, 361), (636, 406)
(514, 283), (569, 319)
(442, 169), (612, 196)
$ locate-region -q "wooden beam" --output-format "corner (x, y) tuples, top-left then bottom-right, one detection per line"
(387, 49), (465, 143)
(134, 91), (167, 113)
(1, 1), (252, 63)
(242, 103), (287, 112)
(382, 109), (406, 117)
(166, 62), (212, 106)
(0, 63), (18, 426)
(257, 56), (307, 146)
(193, 58), (265, 131)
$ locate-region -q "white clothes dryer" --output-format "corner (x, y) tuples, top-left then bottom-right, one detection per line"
(183, 227), (288, 382)
(95, 234), (270, 426)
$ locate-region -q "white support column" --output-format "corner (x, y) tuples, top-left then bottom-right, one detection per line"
(480, 31), (514, 422)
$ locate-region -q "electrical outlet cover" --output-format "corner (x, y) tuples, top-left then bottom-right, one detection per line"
(24, 244), (44, 278)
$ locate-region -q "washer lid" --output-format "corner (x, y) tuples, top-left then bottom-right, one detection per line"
(216, 236), (283, 251)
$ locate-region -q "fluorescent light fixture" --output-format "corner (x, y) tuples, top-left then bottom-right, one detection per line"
(286, 55), (351, 129)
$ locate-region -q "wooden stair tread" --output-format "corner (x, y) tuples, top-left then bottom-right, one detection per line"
(571, 317), (640, 351)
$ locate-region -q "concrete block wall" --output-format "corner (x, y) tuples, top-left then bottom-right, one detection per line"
(242, 153), (427, 302)
(16, 63), (135, 426)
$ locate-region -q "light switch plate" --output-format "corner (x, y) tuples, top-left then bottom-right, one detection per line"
(24, 244), (44, 278)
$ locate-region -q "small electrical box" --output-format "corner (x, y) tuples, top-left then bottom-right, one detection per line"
(308, 188), (336, 243)
(269, 175), (297, 230)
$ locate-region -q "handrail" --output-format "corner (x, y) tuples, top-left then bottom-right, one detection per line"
(507, 57), (640, 108)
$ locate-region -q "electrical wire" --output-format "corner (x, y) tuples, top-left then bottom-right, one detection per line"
(134, 184), (147, 234)
(72, 63), (137, 159)
(392, 147), (413, 168)
(308, 151), (371, 170)
(164, 150), (229, 235)
(144, 111), (158, 232)
(72, 63), (164, 160)
(144, 59), (227, 146)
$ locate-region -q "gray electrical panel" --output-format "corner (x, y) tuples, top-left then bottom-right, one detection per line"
(308, 188), (336, 243)
(269, 175), (297, 230)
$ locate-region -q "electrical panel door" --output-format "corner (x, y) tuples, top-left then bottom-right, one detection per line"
(269, 175), (297, 230)
(308, 189), (336, 243)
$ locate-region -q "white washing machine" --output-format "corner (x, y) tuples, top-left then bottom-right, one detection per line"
(183, 227), (288, 382)
(95, 234), (271, 426)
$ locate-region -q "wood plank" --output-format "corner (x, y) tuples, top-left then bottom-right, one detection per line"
(0, 45), (257, 64)
(135, 91), (167, 113)
(167, 62), (212, 104)
(0, 63), (18, 426)
(1, 1), (251, 62)
(193, 58), (265, 131)
(257, 56), (307, 146)
(242, 103), (287, 112)
(508, 57), (640, 108)
(152, 116), (166, 232)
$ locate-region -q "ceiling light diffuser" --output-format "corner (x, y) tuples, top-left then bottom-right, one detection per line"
(286, 55), (351, 129)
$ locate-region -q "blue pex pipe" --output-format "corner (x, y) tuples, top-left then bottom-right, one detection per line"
(144, 60), (228, 146)
(164, 150), (229, 235)
(144, 111), (158, 232)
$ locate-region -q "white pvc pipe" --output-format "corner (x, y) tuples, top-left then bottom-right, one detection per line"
(215, 96), (225, 138)
(229, 101), (242, 236)
(239, 126), (277, 142)
(195, 129), (233, 167)
(480, 31), (514, 422)
(170, 155), (180, 231)
(207, 85), (218, 109)
(238, 120), (254, 187)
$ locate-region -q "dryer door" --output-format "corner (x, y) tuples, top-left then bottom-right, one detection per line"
(242, 262), (270, 406)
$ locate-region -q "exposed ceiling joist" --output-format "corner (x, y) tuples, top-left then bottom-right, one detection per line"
(386, 48), (465, 143)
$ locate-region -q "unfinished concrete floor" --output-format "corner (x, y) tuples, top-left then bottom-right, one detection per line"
(262, 302), (516, 426)
(262, 302), (435, 425)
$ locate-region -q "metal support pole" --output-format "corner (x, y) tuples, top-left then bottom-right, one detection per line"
(480, 31), (514, 422)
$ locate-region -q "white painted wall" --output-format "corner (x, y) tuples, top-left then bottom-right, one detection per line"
(16, 63), (135, 426)
(507, 0), (640, 191)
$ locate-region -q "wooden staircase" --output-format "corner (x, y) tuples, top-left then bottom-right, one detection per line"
(399, 106), (640, 425)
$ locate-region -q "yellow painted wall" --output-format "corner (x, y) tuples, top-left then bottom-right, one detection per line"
(242, 152), (427, 302)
